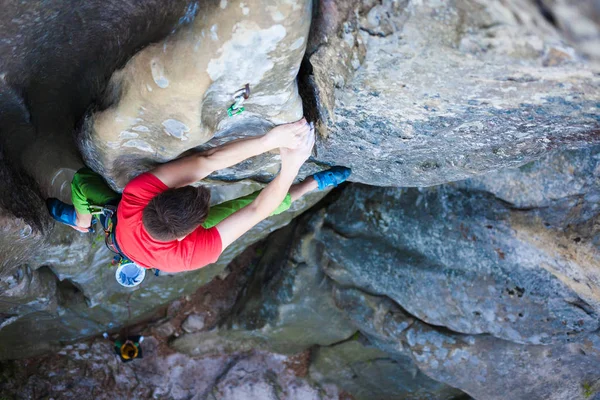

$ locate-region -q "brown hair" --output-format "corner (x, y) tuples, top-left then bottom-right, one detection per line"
(142, 185), (211, 241)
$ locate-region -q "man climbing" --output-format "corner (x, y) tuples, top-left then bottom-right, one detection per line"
(47, 118), (351, 273)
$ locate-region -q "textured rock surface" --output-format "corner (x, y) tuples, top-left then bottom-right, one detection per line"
(315, 145), (598, 398)
(0, 337), (341, 400)
(301, 145), (599, 346)
(308, 0), (600, 186)
(1, 0), (600, 398)
(309, 337), (467, 400)
(172, 220), (356, 356)
(538, 0), (600, 60)
(80, 0), (312, 190)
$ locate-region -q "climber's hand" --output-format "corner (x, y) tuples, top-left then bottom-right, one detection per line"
(280, 122), (314, 171)
(266, 117), (312, 149)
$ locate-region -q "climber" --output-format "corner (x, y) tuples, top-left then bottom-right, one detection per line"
(46, 118), (351, 273)
(113, 335), (144, 362)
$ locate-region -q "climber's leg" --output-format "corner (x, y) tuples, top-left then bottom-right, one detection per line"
(47, 167), (119, 232)
(201, 167), (351, 229)
(289, 176), (318, 201)
(202, 190), (293, 229)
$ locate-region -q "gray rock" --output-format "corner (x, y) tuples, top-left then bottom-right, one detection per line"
(173, 220), (356, 356)
(309, 0), (600, 187)
(403, 322), (600, 400)
(182, 314), (205, 333)
(538, 0), (600, 60)
(154, 321), (176, 338)
(310, 337), (466, 400)
(333, 286), (600, 400)
(312, 147), (600, 344)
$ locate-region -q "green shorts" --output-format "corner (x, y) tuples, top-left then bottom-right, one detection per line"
(202, 191), (292, 229)
(71, 168), (120, 214)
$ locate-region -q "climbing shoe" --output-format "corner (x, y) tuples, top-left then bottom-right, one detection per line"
(46, 198), (94, 232)
(313, 166), (352, 191)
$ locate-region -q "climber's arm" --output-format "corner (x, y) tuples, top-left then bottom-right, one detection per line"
(150, 118), (310, 188)
(215, 124), (314, 251)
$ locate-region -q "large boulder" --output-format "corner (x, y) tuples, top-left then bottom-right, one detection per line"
(334, 287), (600, 400)
(308, 0), (600, 186)
(79, 0), (313, 190)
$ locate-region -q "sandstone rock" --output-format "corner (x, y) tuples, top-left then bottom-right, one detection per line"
(79, 0), (312, 190)
(154, 321), (176, 338)
(312, 149), (600, 345)
(182, 313), (205, 333)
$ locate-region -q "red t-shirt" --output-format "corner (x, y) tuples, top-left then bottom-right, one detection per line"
(115, 173), (222, 273)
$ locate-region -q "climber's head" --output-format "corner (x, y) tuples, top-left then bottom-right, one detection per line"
(120, 340), (139, 360)
(143, 185), (211, 242)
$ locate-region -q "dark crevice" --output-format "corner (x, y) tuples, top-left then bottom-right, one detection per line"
(566, 298), (596, 318)
(204, 353), (250, 398)
(534, 0), (558, 28)
(359, 26), (393, 37)
(297, 58), (321, 127)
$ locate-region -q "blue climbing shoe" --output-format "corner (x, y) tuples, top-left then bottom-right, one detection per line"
(46, 198), (77, 226)
(46, 198), (94, 232)
(313, 167), (352, 191)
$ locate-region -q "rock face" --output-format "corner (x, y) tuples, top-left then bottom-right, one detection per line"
(310, 145), (600, 399)
(0, 0), (324, 359)
(0, 337), (341, 400)
(1, 0), (600, 399)
(317, 170), (600, 344)
(79, 0), (600, 190)
(171, 144), (599, 399)
(79, 0), (313, 190)
(308, 0), (600, 186)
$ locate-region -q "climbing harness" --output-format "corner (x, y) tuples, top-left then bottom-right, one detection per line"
(91, 204), (146, 287)
(227, 83), (250, 117)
